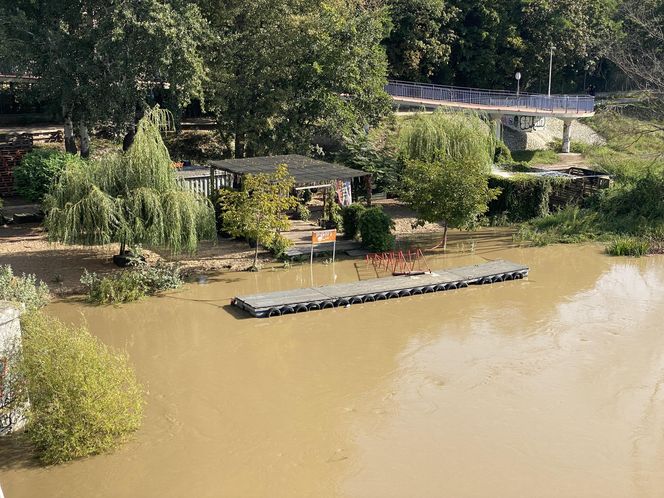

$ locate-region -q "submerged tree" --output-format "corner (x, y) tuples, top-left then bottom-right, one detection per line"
(44, 107), (216, 259)
(220, 164), (297, 270)
(400, 111), (499, 249)
(403, 159), (499, 249)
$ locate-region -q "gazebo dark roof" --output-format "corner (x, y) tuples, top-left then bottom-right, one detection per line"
(209, 154), (367, 186)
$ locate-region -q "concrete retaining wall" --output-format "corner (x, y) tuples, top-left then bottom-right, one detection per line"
(0, 301), (26, 435)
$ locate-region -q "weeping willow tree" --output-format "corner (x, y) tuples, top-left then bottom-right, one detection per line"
(399, 110), (496, 169)
(44, 107), (216, 258)
(399, 111), (500, 249)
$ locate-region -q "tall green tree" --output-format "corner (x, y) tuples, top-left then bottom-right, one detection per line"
(2, 0), (208, 156)
(403, 158), (499, 248)
(383, 0), (458, 82)
(444, 0), (524, 88)
(44, 108), (216, 257)
(201, 0), (392, 158)
(520, 0), (619, 93)
(400, 111), (498, 249)
(608, 0), (664, 121)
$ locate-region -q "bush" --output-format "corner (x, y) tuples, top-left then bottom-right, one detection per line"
(494, 140), (512, 163)
(515, 207), (601, 245)
(0, 265), (50, 311)
(14, 149), (83, 202)
(136, 262), (183, 292)
(81, 263), (182, 305)
(324, 200), (343, 230)
(296, 203), (310, 221)
(606, 237), (650, 257)
(359, 206), (395, 251)
(341, 203), (366, 239)
(18, 312), (143, 464)
(601, 170), (664, 231)
(265, 233), (292, 258)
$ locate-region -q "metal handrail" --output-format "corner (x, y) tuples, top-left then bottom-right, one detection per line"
(386, 80), (594, 114)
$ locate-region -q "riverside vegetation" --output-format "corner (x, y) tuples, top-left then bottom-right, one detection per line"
(0, 267), (143, 464)
(514, 111), (664, 256)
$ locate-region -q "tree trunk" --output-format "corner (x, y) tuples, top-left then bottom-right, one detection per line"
(234, 132), (245, 158)
(122, 126), (136, 152)
(432, 222), (449, 250)
(79, 121), (91, 158)
(63, 105), (77, 154)
(253, 236), (259, 270)
(122, 103), (145, 151)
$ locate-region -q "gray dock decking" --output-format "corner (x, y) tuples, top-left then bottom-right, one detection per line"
(232, 259), (528, 318)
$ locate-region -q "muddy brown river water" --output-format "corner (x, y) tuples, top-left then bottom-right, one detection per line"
(2, 236), (664, 497)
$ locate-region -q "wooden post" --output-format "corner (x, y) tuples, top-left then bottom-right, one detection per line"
(365, 175), (372, 207)
(322, 188), (328, 226)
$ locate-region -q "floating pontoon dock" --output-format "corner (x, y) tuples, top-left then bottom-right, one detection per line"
(232, 260), (528, 318)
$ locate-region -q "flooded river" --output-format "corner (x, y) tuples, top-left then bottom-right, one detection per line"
(3, 235), (664, 497)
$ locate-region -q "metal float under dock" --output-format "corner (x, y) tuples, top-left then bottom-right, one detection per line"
(232, 260), (529, 318)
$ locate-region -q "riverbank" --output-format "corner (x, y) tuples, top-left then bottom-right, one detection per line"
(0, 200), (472, 297)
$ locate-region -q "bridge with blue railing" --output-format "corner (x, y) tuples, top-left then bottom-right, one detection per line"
(385, 80), (594, 117)
(385, 80), (595, 152)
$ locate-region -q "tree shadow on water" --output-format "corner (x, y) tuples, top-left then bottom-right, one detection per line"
(0, 433), (42, 471)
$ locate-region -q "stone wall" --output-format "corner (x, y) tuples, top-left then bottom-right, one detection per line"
(0, 301), (26, 435)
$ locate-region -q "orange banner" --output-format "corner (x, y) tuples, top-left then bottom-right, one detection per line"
(311, 229), (337, 244)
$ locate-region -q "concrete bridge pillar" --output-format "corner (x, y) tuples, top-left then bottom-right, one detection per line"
(562, 119), (573, 153)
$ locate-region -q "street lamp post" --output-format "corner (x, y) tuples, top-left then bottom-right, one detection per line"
(547, 44), (555, 96)
(515, 72), (521, 97)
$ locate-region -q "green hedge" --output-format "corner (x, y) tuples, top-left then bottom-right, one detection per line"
(488, 175), (566, 222)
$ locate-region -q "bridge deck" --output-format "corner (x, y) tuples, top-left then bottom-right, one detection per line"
(387, 80), (595, 118)
(391, 96), (595, 118)
(233, 260), (528, 318)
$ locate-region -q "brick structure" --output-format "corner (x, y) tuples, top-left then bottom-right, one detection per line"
(0, 134), (33, 196)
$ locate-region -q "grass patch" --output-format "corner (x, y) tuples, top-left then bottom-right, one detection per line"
(515, 207), (602, 246)
(605, 237), (650, 257)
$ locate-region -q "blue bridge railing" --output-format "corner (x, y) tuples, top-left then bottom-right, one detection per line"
(386, 80), (594, 115)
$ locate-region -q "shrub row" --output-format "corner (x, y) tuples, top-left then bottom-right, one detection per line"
(0, 264), (51, 311)
(488, 175), (567, 222)
(81, 262), (183, 305)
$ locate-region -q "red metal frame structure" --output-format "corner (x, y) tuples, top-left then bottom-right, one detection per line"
(366, 248), (431, 276)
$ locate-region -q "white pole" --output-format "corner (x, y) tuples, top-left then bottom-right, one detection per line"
(310, 242), (314, 266)
(548, 44), (554, 97)
(332, 239), (336, 264)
